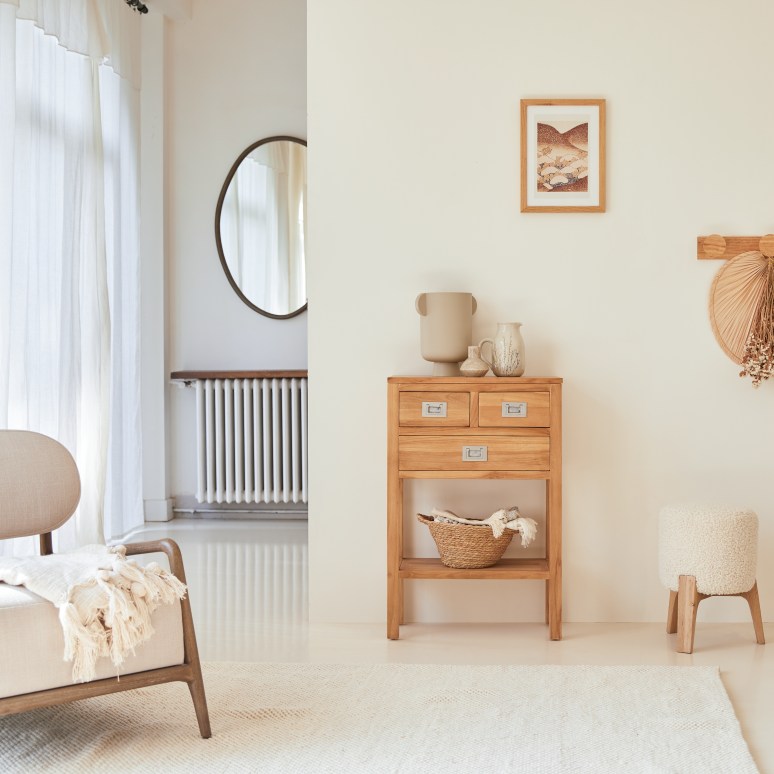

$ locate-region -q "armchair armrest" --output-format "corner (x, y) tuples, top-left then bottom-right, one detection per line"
(121, 537), (209, 737)
(123, 539), (189, 585)
(112, 538), (212, 739)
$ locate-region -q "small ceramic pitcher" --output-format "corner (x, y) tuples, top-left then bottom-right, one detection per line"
(479, 322), (525, 377)
(459, 345), (491, 377)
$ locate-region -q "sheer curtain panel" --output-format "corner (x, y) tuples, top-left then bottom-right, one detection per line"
(0, 0), (142, 555)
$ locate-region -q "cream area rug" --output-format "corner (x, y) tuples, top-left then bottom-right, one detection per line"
(0, 663), (757, 773)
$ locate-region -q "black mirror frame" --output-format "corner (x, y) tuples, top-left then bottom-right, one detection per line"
(214, 135), (308, 320)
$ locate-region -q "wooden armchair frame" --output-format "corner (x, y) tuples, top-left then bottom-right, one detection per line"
(0, 535), (211, 739)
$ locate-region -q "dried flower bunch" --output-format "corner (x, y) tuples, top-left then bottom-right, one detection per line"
(739, 258), (774, 388)
(709, 246), (774, 388)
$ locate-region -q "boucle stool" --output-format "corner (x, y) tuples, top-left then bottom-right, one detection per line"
(658, 504), (765, 654)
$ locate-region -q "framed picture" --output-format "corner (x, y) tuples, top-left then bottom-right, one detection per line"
(520, 98), (606, 213)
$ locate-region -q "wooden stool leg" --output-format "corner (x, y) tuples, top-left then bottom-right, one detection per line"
(677, 575), (700, 654)
(741, 581), (765, 645)
(666, 589), (678, 634)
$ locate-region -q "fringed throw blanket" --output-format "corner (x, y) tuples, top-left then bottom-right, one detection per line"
(430, 507), (538, 546)
(0, 545), (186, 683)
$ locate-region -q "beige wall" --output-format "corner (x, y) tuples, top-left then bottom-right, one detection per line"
(307, 0), (774, 623)
(165, 0), (307, 499)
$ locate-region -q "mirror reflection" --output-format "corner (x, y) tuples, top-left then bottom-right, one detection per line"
(216, 137), (307, 319)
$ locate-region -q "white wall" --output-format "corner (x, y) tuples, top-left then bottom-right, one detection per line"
(165, 0), (307, 498)
(307, 0), (774, 624)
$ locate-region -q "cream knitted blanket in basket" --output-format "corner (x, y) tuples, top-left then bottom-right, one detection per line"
(0, 545), (186, 683)
(431, 507), (538, 546)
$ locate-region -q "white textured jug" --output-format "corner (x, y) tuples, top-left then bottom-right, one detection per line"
(479, 322), (525, 377)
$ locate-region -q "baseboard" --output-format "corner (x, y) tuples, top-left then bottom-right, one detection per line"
(144, 498), (175, 522)
(171, 494), (308, 519)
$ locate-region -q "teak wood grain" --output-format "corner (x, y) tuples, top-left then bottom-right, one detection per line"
(400, 558), (550, 580)
(398, 391), (470, 427)
(398, 435), (550, 471)
(546, 382), (563, 640)
(388, 376), (562, 385)
(386, 376), (563, 641)
(478, 391), (550, 428)
(398, 426), (549, 437)
(400, 469), (549, 480)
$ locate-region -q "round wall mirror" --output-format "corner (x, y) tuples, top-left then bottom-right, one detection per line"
(215, 136), (307, 319)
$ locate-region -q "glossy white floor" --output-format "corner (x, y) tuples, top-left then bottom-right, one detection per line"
(124, 519), (773, 772)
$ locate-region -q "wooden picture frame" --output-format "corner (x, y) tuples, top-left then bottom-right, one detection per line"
(520, 98), (606, 213)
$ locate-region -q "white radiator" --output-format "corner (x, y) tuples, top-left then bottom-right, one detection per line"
(194, 377), (308, 504)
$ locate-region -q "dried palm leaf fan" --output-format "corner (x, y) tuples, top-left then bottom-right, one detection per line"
(709, 235), (774, 387)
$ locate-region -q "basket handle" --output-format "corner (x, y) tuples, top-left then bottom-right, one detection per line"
(416, 514), (434, 526)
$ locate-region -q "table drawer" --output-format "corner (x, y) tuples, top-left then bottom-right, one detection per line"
(398, 434), (550, 471)
(399, 391), (470, 427)
(478, 391), (550, 428)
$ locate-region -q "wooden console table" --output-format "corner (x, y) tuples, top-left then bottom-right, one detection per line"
(387, 376), (563, 640)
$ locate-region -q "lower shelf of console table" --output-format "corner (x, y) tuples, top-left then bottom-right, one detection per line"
(399, 557), (550, 580)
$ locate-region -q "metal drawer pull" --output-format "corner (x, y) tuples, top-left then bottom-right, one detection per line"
(421, 401), (447, 418)
(502, 401), (527, 418)
(462, 445), (488, 462)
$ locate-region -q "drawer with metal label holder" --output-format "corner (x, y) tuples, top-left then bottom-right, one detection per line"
(398, 391), (470, 427)
(478, 391), (550, 427)
(398, 434), (550, 471)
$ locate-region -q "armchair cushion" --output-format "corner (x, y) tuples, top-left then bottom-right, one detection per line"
(0, 582), (184, 699)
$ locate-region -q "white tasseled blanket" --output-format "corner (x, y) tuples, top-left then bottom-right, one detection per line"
(430, 507), (538, 546)
(0, 545), (186, 683)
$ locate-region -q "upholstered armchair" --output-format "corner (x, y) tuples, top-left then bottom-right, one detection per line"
(0, 430), (211, 738)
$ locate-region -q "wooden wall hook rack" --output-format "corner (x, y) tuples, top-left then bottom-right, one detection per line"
(697, 234), (774, 260)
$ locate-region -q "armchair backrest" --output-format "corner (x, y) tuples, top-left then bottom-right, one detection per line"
(0, 430), (81, 540)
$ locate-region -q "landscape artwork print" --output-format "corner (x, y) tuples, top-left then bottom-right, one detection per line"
(536, 119), (588, 193)
(521, 99), (605, 212)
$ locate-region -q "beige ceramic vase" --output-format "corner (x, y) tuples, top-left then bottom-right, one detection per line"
(416, 292), (477, 375)
(479, 322), (525, 377)
(459, 345), (491, 377)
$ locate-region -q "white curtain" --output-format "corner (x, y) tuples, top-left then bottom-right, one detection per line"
(221, 141), (306, 314)
(0, 0), (142, 555)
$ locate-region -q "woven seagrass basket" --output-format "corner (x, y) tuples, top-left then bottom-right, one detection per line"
(417, 513), (514, 569)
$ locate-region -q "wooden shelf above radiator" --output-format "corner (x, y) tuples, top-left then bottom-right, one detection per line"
(171, 370), (308, 381)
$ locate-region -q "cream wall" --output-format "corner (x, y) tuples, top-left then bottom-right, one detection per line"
(165, 0), (307, 499)
(307, 0), (774, 623)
